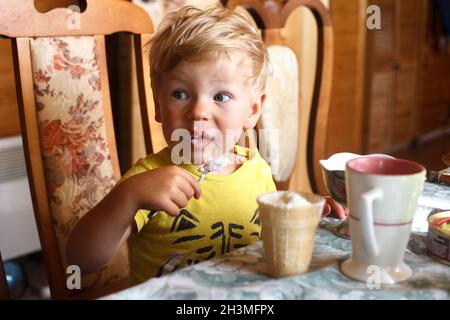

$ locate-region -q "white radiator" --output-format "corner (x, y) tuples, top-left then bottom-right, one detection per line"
(0, 135), (41, 261)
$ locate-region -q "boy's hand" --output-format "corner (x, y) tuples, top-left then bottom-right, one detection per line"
(126, 166), (201, 217)
(322, 196), (349, 219)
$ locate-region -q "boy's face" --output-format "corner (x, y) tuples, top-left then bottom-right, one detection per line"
(154, 53), (265, 165)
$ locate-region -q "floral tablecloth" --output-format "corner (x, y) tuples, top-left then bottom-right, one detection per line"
(104, 183), (450, 300)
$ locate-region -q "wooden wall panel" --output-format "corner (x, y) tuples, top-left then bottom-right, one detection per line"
(372, 1), (395, 61)
(367, 69), (394, 151)
(395, 0), (420, 60)
(363, 0), (395, 153)
(393, 68), (415, 144)
(391, 0), (421, 146)
(418, 52), (450, 134)
(416, 0), (450, 135)
(326, 0), (366, 155)
(313, 0), (448, 158)
(362, 0), (449, 151)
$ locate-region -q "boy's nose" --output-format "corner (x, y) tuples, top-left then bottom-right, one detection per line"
(189, 99), (212, 121)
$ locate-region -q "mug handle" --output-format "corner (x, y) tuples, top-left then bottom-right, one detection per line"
(360, 188), (382, 257)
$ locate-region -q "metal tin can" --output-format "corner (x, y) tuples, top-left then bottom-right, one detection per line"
(426, 211), (450, 266)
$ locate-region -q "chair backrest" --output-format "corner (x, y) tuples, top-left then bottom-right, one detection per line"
(0, 0), (153, 299)
(225, 0), (333, 194)
(0, 252), (10, 300)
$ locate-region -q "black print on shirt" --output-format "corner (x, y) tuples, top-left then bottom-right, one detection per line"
(170, 209), (200, 232)
(249, 208), (260, 238)
(156, 209), (261, 273)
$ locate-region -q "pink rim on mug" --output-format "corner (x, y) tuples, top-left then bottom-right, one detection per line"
(346, 157), (426, 176)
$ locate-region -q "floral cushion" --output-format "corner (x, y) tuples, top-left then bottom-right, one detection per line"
(30, 36), (129, 292)
(259, 45), (299, 182)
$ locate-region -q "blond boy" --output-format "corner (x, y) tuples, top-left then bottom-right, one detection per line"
(67, 4), (345, 284)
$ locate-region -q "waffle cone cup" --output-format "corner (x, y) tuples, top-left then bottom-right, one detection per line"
(258, 192), (324, 278)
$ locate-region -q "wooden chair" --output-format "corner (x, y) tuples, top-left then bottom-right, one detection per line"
(0, 0), (154, 299)
(224, 0), (333, 194)
(0, 252), (10, 300)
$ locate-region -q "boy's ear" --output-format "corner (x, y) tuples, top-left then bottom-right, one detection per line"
(243, 92), (266, 130)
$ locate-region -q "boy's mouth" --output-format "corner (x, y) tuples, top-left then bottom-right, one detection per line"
(191, 132), (215, 148)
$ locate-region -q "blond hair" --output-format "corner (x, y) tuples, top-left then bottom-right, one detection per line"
(149, 4), (270, 93)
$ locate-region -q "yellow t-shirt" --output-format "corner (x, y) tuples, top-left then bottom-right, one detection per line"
(121, 145), (276, 284)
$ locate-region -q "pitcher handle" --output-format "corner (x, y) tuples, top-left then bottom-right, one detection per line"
(360, 188), (382, 257)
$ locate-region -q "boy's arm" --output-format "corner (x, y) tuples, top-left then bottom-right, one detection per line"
(66, 165), (200, 273)
(66, 178), (139, 273)
(322, 197), (349, 219)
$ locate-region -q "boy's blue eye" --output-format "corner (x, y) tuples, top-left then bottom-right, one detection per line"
(172, 90), (188, 100)
(213, 93), (231, 103)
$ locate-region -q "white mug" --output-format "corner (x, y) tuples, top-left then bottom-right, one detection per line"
(341, 157), (425, 284)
